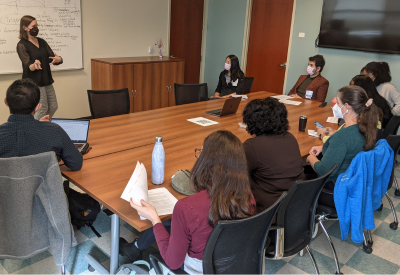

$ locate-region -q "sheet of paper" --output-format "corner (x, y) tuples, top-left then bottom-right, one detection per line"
(279, 99), (302, 106)
(187, 117), (219, 127)
(326, 117), (339, 124)
(308, 129), (320, 138)
(270, 95), (294, 100)
(121, 161), (149, 205)
(238, 122), (246, 128)
(141, 187), (178, 220)
(231, 94), (248, 100)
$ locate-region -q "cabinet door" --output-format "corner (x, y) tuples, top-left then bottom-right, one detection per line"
(111, 64), (134, 113)
(133, 63), (154, 112)
(152, 62), (170, 109)
(168, 61), (185, 107)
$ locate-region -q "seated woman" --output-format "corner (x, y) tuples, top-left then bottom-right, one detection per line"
(212, 55), (245, 98)
(307, 85), (381, 188)
(242, 98), (304, 213)
(362, 61), (400, 115)
(121, 130), (255, 274)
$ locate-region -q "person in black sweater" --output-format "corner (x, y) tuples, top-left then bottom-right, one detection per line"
(212, 55), (245, 98)
(0, 79), (82, 171)
(242, 98), (305, 212)
(350, 75), (392, 129)
(17, 15), (63, 120)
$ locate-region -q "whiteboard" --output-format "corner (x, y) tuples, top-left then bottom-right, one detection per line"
(0, 0), (83, 75)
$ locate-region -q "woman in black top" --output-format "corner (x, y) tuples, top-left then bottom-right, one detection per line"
(212, 55), (245, 98)
(17, 15), (63, 120)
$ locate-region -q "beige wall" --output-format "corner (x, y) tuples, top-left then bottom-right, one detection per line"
(0, 0), (169, 123)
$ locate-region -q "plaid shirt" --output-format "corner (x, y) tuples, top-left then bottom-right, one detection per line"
(0, 114), (83, 171)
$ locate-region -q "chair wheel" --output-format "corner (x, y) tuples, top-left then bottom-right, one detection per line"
(363, 243), (373, 254)
(376, 204), (383, 212)
(395, 189), (400, 196)
(88, 264), (95, 272)
(390, 222), (398, 230)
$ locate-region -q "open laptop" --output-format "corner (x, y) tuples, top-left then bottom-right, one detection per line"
(51, 118), (90, 153)
(205, 97), (241, 117)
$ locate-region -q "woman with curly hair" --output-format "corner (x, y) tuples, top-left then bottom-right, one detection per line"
(242, 98), (304, 212)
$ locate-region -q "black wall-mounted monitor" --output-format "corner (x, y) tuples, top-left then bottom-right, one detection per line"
(317, 0), (400, 54)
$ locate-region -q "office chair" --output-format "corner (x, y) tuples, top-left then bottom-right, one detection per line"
(87, 88), (130, 119)
(242, 77), (254, 94)
(173, 83), (208, 105)
(265, 164), (338, 275)
(149, 192), (287, 274)
(0, 152), (76, 275)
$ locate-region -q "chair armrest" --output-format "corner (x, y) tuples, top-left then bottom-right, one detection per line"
(149, 253), (188, 274)
(269, 225), (283, 231)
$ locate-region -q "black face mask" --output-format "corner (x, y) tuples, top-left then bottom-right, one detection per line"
(29, 26), (39, 37)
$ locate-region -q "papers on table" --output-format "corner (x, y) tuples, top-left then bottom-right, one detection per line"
(270, 95), (294, 100)
(238, 122), (246, 128)
(279, 99), (302, 106)
(232, 94), (248, 100)
(308, 129), (320, 138)
(326, 117), (339, 124)
(121, 161), (178, 220)
(187, 117), (219, 127)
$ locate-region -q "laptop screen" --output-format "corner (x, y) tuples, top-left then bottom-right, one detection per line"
(51, 119), (90, 143)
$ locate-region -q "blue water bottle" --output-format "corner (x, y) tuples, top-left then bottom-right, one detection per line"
(151, 136), (165, 185)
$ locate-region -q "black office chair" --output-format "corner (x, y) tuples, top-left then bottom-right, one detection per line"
(87, 88), (130, 119)
(174, 83), (208, 106)
(149, 192), (287, 274)
(265, 164), (338, 275)
(383, 116), (400, 139)
(375, 135), (400, 229)
(242, 77), (254, 94)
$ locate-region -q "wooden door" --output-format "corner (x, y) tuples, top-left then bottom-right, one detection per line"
(170, 0), (204, 84)
(133, 63), (154, 112)
(246, 0), (294, 94)
(168, 61), (185, 107)
(111, 64), (134, 112)
(152, 62), (170, 109)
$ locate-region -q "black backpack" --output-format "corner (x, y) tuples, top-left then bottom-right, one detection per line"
(68, 188), (102, 237)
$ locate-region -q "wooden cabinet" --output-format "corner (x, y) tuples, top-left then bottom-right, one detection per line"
(91, 57), (185, 113)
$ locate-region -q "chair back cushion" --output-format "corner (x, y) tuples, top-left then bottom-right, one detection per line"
(88, 88), (130, 119)
(174, 83), (208, 105)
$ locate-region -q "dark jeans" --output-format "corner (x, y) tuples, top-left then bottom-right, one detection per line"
(136, 220), (172, 250)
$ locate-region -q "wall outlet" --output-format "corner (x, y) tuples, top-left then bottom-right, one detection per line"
(148, 47), (153, 54)
(299, 32), (305, 38)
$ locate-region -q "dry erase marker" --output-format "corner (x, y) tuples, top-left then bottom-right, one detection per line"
(35, 60), (41, 68)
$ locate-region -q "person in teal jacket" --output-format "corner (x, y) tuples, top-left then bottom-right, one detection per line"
(306, 85), (382, 185)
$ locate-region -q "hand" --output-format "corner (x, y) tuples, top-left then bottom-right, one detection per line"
(316, 127), (325, 136)
(293, 94), (302, 98)
(39, 115), (50, 122)
(33, 60), (42, 70)
(130, 198), (161, 225)
(325, 127), (335, 136)
(309, 146), (323, 157)
(49, 53), (62, 65)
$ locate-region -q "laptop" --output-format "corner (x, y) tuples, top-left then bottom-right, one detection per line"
(51, 118), (90, 153)
(205, 97), (241, 117)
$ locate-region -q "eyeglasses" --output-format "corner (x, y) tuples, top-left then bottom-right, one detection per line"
(194, 148), (202, 158)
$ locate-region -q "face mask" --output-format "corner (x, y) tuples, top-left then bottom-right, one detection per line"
(225, 63), (231, 71)
(29, 26), (39, 37)
(307, 66), (315, 75)
(332, 103), (347, 118)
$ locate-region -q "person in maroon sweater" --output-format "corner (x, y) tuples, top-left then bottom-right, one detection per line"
(122, 130), (256, 273)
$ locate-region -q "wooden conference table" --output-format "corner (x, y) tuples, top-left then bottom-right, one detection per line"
(61, 91), (336, 273)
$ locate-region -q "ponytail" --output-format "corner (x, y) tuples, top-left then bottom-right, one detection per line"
(338, 85), (382, 151)
(363, 61), (392, 86)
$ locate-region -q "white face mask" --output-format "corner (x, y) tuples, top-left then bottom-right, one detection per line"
(332, 103), (347, 118)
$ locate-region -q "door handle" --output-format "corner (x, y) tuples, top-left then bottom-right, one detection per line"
(134, 90), (137, 97)
(131, 90), (134, 97)
(167, 86), (169, 93)
(170, 55), (176, 58)
(279, 63), (287, 68)
(170, 86), (172, 93)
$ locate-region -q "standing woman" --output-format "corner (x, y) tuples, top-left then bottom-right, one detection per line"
(17, 15), (63, 120)
(362, 62), (400, 115)
(213, 55), (245, 98)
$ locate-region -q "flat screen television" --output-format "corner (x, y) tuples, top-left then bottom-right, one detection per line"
(317, 0), (400, 54)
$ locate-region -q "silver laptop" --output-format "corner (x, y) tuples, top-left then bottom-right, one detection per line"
(51, 118), (90, 153)
(205, 97), (241, 117)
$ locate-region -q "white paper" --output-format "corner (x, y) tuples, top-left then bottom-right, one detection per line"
(279, 99), (302, 106)
(270, 95), (294, 100)
(187, 117), (219, 127)
(308, 129), (320, 138)
(326, 117), (339, 124)
(121, 161), (149, 205)
(146, 187), (178, 218)
(238, 122), (246, 128)
(232, 94), (248, 100)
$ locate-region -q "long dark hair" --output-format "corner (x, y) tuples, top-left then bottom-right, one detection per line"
(190, 130), (253, 226)
(361, 61), (392, 86)
(352, 75), (392, 128)
(226, 55), (244, 82)
(338, 85), (382, 151)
